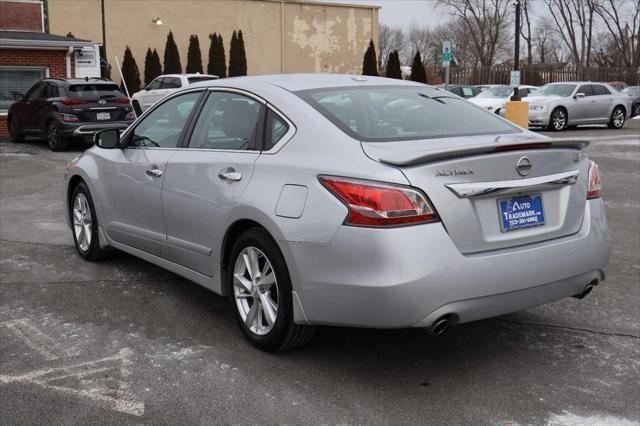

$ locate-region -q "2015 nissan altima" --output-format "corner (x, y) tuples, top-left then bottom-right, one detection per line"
(63, 75), (610, 351)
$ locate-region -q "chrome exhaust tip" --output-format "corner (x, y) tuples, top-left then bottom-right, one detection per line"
(573, 280), (598, 299)
(427, 317), (449, 336)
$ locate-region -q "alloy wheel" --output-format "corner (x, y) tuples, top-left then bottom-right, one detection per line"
(552, 109), (566, 130)
(73, 193), (92, 252)
(612, 108), (625, 128)
(47, 123), (58, 149)
(233, 246), (279, 336)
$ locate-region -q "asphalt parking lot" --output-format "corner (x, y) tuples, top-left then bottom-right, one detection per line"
(1, 120), (638, 424)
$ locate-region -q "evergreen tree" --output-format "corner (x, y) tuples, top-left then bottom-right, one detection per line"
(362, 39), (378, 76)
(409, 51), (427, 83)
(186, 34), (203, 73)
(207, 33), (227, 78)
(216, 34), (227, 78)
(144, 48), (154, 84)
(385, 50), (402, 79)
(163, 30), (182, 74)
(229, 30), (247, 77)
(237, 30), (247, 76)
(120, 46), (141, 95)
(150, 49), (162, 80)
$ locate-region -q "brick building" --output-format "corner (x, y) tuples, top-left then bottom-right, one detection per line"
(0, 0), (100, 136)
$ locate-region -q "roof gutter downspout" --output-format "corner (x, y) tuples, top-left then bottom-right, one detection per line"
(66, 46), (74, 78)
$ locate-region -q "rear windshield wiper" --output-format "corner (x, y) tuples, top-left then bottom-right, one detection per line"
(418, 93), (455, 105)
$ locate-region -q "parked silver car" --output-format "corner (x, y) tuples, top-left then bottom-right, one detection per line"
(131, 73), (218, 114)
(63, 75), (610, 351)
(528, 82), (631, 130)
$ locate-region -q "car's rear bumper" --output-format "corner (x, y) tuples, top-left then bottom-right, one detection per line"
(58, 121), (132, 139)
(281, 198), (610, 328)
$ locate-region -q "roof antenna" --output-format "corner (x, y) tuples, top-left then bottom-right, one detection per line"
(85, 76), (89, 81)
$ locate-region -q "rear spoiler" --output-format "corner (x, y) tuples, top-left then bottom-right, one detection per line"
(369, 138), (590, 167)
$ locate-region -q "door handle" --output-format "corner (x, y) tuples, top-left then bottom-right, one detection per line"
(218, 168), (242, 182)
(146, 167), (163, 177)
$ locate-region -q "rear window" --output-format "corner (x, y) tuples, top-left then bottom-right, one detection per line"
(297, 86), (518, 142)
(188, 76), (218, 84)
(69, 84), (124, 99)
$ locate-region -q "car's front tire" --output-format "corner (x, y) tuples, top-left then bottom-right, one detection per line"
(608, 106), (626, 129)
(47, 120), (68, 151)
(70, 182), (109, 261)
(228, 228), (315, 351)
(8, 115), (24, 143)
(632, 103), (640, 118)
(548, 107), (568, 131)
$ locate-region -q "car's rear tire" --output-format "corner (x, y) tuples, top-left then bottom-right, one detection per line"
(608, 106), (626, 129)
(47, 120), (68, 151)
(548, 107), (567, 131)
(228, 227), (315, 351)
(70, 182), (109, 261)
(8, 116), (24, 143)
(132, 100), (142, 116)
(632, 103), (640, 118)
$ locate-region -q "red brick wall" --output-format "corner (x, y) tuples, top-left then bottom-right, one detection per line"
(0, 1), (43, 32)
(0, 48), (69, 137)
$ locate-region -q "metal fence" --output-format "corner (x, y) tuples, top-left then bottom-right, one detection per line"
(426, 65), (640, 86)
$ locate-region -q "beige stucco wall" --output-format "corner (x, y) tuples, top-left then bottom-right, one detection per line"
(46, 0), (378, 83)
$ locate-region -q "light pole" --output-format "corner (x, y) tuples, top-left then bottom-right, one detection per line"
(510, 0), (521, 101)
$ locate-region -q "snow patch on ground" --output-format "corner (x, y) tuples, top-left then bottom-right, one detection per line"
(547, 412), (639, 425)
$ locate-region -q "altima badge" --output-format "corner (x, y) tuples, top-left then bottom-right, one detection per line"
(436, 168), (474, 177)
(516, 156), (532, 176)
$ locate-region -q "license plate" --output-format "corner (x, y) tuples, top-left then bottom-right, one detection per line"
(96, 112), (110, 120)
(498, 194), (545, 232)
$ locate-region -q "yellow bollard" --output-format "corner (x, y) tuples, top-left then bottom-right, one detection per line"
(505, 101), (529, 128)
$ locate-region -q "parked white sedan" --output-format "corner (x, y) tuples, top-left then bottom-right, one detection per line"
(469, 85), (538, 115)
(131, 73), (218, 114)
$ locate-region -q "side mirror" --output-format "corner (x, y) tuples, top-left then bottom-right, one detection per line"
(13, 93), (24, 102)
(94, 129), (121, 149)
(575, 92), (585, 99)
(144, 84), (151, 90)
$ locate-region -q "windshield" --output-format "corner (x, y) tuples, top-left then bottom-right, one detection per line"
(474, 86), (513, 98)
(297, 86), (518, 142)
(187, 76), (218, 84)
(531, 84), (576, 97)
(69, 84), (124, 99)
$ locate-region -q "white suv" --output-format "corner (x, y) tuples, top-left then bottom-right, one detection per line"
(131, 73), (218, 114)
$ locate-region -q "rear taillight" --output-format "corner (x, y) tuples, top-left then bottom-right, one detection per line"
(125, 111), (136, 121)
(59, 113), (79, 123)
(587, 161), (601, 199)
(319, 176), (439, 227)
(60, 98), (87, 105)
(116, 98), (130, 104)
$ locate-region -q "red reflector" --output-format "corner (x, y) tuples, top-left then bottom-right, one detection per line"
(115, 98), (130, 104)
(494, 143), (551, 152)
(587, 161), (601, 199)
(319, 176), (439, 227)
(60, 98), (87, 105)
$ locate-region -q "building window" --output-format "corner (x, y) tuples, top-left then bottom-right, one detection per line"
(0, 66), (48, 112)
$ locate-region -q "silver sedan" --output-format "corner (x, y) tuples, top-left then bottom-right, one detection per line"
(63, 75), (610, 351)
(528, 82), (631, 130)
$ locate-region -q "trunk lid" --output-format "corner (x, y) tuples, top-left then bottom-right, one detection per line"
(361, 134), (591, 254)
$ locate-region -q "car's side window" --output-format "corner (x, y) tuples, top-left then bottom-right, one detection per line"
(147, 78), (163, 90)
(187, 91), (264, 150)
(163, 77), (181, 89)
(128, 91), (201, 148)
(25, 82), (44, 101)
(578, 85), (593, 97)
(592, 85), (610, 96)
(264, 109), (290, 150)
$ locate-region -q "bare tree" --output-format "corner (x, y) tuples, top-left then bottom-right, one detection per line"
(407, 23), (434, 66)
(544, 0), (597, 72)
(439, 0), (513, 66)
(593, 0), (640, 67)
(520, 0), (534, 64)
(533, 18), (568, 63)
(378, 24), (406, 69)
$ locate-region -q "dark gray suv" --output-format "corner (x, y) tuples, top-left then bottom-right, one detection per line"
(8, 77), (135, 151)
